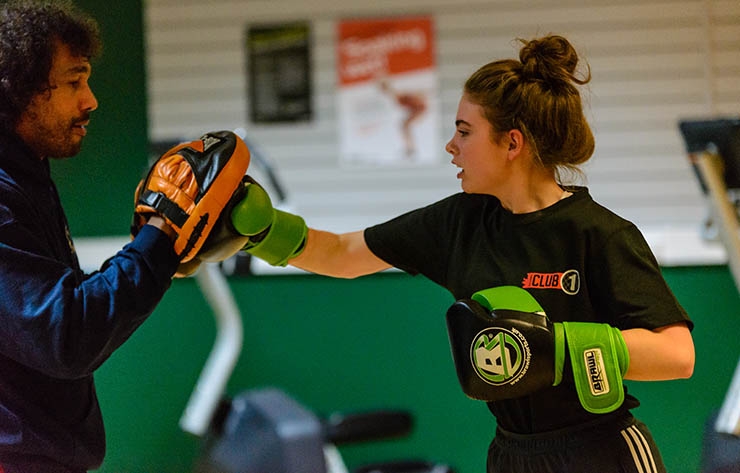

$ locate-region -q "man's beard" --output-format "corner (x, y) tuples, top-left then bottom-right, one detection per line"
(29, 118), (85, 159)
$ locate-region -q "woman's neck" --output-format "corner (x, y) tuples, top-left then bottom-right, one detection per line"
(498, 178), (570, 214)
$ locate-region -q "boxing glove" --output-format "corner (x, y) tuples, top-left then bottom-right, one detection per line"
(446, 286), (629, 414)
(229, 176), (307, 267)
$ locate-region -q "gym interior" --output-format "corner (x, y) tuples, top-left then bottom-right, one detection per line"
(59, 0), (740, 472)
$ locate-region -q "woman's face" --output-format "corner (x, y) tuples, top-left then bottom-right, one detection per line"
(445, 94), (512, 195)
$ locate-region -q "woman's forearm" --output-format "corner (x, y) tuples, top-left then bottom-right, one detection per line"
(620, 322), (695, 381)
(290, 228), (391, 278)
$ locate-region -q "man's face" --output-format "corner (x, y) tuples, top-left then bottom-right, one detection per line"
(15, 42), (98, 159)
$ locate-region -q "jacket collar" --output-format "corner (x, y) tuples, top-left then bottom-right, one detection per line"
(0, 129), (52, 183)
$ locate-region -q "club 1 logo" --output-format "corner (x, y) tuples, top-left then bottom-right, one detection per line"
(470, 327), (531, 386)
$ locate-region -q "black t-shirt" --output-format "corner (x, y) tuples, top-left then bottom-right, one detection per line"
(364, 187), (692, 433)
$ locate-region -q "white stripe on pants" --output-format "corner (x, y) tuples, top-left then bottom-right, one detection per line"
(621, 425), (659, 473)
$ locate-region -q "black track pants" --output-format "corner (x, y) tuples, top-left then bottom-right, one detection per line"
(487, 414), (666, 473)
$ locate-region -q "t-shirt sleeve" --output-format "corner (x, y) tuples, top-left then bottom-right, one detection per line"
(590, 224), (693, 331)
(364, 194), (462, 285)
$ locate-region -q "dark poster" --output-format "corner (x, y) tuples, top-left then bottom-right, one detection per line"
(247, 22), (312, 123)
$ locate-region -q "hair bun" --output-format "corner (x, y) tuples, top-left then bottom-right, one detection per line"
(519, 35), (587, 86)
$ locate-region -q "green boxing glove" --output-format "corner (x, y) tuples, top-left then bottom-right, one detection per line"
(229, 176), (307, 266)
(447, 286), (630, 414)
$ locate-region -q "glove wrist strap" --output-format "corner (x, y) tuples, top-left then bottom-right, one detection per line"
(560, 321), (629, 414)
(245, 209), (307, 266)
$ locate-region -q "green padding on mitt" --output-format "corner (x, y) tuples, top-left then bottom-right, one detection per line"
(472, 286), (545, 314)
(245, 209), (307, 267)
(561, 321), (630, 414)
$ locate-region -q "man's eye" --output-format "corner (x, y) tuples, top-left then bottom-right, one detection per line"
(69, 80), (81, 89)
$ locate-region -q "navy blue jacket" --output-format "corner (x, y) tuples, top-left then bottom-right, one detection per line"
(0, 131), (179, 471)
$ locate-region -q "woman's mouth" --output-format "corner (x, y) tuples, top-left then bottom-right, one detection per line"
(452, 161), (463, 179)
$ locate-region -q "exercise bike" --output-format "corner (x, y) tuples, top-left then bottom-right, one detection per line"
(181, 263), (455, 473)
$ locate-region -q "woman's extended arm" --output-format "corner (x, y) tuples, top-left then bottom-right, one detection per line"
(289, 228), (392, 278)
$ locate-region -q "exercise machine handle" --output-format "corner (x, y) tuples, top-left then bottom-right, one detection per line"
(324, 409), (413, 446)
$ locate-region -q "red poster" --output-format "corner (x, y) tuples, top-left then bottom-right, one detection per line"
(337, 16), (439, 166)
(338, 16), (435, 86)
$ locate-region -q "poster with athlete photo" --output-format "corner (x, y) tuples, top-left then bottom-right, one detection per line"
(337, 16), (439, 166)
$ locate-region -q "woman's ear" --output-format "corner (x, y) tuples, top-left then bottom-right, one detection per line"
(507, 129), (525, 156)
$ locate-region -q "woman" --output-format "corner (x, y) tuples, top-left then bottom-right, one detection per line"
(230, 34), (695, 473)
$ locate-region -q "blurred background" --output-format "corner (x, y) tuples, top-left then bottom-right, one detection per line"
(55, 0), (739, 471)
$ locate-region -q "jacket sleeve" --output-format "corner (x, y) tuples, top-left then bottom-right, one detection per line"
(0, 220), (180, 379)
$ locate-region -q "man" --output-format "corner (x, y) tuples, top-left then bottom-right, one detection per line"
(0, 2), (237, 471)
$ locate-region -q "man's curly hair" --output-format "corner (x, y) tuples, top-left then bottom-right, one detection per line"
(0, 0), (102, 132)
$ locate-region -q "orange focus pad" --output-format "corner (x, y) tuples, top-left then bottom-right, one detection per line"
(132, 130), (250, 262)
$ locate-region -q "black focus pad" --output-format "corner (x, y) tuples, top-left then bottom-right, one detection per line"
(195, 176), (251, 263)
(177, 131), (238, 194)
(445, 299), (557, 401)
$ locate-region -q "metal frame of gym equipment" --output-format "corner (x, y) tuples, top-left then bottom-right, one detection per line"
(679, 118), (740, 473)
(693, 149), (740, 438)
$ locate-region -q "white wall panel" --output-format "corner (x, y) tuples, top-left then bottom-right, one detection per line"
(144, 0), (740, 264)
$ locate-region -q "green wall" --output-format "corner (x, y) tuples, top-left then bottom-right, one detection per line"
(90, 267), (739, 473)
(44, 1), (740, 472)
(51, 0), (149, 236)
